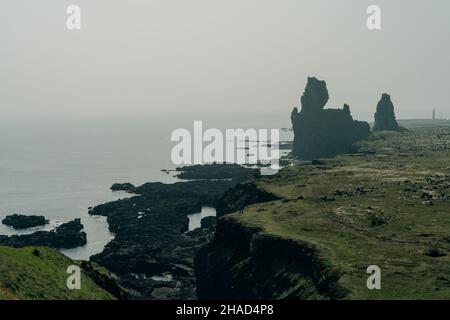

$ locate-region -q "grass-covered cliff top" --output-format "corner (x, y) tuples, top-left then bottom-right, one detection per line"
(0, 246), (115, 300)
(227, 126), (450, 299)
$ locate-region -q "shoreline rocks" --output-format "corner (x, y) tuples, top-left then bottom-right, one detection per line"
(89, 163), (256, 299)
(175, 163), (258, 180)
(110, 182), (136, 192)
(0, 218), (87, 249)
(2, 214), (48, 229)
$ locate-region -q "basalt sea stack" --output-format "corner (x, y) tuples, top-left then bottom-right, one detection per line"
(291, 77), (370, 160)
(373, 93), (400, 131)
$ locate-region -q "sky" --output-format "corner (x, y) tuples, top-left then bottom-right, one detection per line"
(1, 0), (449, 121)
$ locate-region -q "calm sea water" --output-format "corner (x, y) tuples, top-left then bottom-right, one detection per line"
(0, 114), (291, 260)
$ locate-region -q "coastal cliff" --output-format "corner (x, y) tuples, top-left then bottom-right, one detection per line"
(195, 216), (348, 299)
(195, 126), (450, 300)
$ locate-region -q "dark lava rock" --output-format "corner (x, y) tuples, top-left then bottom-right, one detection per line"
(55, 218), (83, 233)
(291, 77), (370, 160)
(0, 219), (87, 249)
(311, 159), (324, 165)
(176, 163), (257, 180)
(32, 248), (41, 257)
(2, 214), (48, 229)
(200, 216), (217, 229)
(319, 195), (336, 202)
(373, 93), (400, 131)
(424, 246), (446, 257)
(300, 76), (329, 112)
(216, 182), (281, 217)
(89, 164), (255, 299)
(111, 182), (135, 192)
(370, 213), (391, 227)
(80, 261), (133, 300)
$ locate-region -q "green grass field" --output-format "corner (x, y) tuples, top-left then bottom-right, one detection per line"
(0, 246), (115, 300)
(227, 127), (450, 299)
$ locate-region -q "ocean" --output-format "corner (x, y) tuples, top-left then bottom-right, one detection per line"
(0, 113), (291, 260)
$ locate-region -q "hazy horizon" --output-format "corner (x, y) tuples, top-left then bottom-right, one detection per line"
(1, 0), (449, 121)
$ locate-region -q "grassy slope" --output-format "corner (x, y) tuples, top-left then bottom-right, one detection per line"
(227, 127), (450, 299)
(0, 246), (115, 300)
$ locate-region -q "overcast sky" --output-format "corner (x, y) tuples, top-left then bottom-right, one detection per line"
(1, 0), (449, 121)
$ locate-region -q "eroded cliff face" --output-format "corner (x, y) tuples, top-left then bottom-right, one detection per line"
(216, 182), (281, 217)
(194, 216), (350, 300)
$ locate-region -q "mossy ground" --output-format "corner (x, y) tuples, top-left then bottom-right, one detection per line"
(0, 246), (115, 300)
(228, 126), (450, 299)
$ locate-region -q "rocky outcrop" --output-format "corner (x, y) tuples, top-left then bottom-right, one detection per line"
(291, 77), (370, 160)
(2, 214), (48, 229)
(175, 163), (258, 180)
(0, 219), (87, 249)
(200, 216), (216, 229)
(80, 261), (133, 300)
(195, 217), (350, 300)
(216, 182), (281, 217)
(373, 93), (400, 131)
(110, 183), (135, 192)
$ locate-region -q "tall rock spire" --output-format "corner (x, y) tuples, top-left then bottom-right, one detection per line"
(300, 77), (329, 113)
(373, 94), (399, 131)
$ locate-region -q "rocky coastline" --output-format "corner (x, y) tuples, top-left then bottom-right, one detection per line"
(1, 77), (415, 299)
(88, 164), (256, 299)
